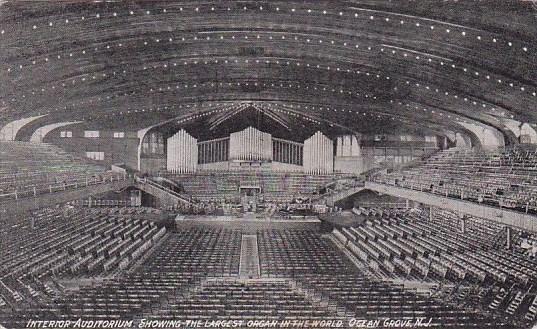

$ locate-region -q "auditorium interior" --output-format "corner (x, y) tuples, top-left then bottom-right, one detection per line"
(2, 1), (537, 328)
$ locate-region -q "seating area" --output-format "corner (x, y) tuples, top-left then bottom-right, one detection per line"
(3, 0), (537, 326)
(161, 172), (345, 202)
(372, 147), (537, 214)
(513, 231), (537, 259)
(144, 278), (345, 322)
(295, 273), (510, 328)
(142, 227), (241, 276)
(257, 229), (356, 276)
(332, 206), (537, 326)
(0, 142), (119, 202)
(0, 224), (238, 327)
(1, 221), (518, 328)
(0, 207), (166, 309)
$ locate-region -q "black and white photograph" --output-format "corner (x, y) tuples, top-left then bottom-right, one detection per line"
(1, 1), (537, 328)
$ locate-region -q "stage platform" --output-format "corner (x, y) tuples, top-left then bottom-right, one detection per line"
(172, 211), (369, 233)
(173, 215), (322, 233)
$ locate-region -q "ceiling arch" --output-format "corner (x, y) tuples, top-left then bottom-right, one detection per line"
(1, 0), (536, 142)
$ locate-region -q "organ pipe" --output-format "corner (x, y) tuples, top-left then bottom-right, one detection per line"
(229, 126), (272, 161)
(303, 131), (333, 175)
(166, 129), (198, 174)
(193, 129), (320, 168)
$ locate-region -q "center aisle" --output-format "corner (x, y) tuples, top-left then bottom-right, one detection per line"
(239, 235), (261, 278)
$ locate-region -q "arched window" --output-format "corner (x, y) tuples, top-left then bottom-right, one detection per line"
(142, 132), (165, 156)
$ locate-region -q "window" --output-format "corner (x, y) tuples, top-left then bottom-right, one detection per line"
(84, 130), (100, 138)
(60, 131), (72, 138)
(113, 132), (125, 138)
(142, 132), (165, 155)
(86, 152), (104, 161)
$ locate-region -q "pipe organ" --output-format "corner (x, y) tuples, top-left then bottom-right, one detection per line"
(165, 127), (335, 175)
(166, 129), (198, 173)
(303, 131), (334, 174)
(198, 137), (229, 164)
(273, 138), (303, 165)
(229, 127), (272, 161)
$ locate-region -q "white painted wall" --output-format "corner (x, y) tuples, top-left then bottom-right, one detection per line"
(0, 115), (47, 141)
(30, 121), (82, 143)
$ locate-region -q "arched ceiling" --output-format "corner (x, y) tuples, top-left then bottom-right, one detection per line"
(1, 0), (537, 140)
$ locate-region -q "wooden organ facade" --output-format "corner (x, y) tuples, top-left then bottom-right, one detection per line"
(165, 127), (336, 175)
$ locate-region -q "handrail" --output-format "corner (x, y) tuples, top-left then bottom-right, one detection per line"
(135, 176), (194, 204)
(74, 199), (133, 207)
(369, 175), (537, 214)
(0, 172), (129, 203)
(356, 202), (409, 208)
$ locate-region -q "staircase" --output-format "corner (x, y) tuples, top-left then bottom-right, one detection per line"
(135, 177), (193, 207)
(322, 186), (365, 206)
